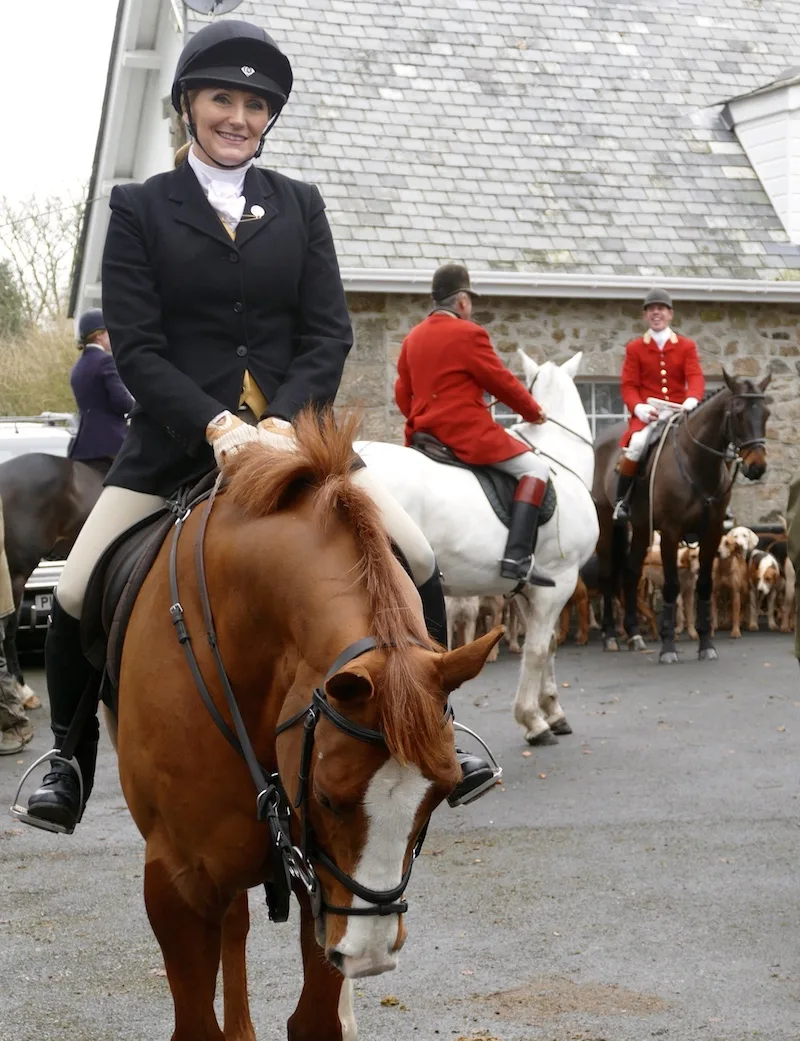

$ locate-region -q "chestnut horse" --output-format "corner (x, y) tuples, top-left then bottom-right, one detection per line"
(115, 411), (501, 1041)
(593, 371), (769, 663)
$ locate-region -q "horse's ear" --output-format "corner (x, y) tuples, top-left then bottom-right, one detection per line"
(438, 627), (504, 693)
(560, 352), (583, 379)
(759, 373), (772, 392)
(325, 664), (374, 703)
(721, 368), (737, 392)
(517, 350), (539, 386)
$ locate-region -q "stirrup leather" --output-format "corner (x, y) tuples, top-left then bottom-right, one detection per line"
(9, 750), (84, 835)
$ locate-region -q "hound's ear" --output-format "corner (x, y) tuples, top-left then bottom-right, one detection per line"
(560, 352), (583, 379)
(721, 368), (737, 392)
(759, 373), (772, 392)
(438, 627), (504, 693)
(517, 350), (539, 386)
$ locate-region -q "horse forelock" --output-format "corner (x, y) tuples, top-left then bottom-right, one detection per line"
(225, 410), (450, 778)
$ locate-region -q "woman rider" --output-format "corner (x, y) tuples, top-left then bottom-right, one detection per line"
(19, 20), (497, 834)
(68, 308), (134, 473)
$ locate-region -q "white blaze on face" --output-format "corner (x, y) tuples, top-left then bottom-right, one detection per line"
(333, 759), (431, 979)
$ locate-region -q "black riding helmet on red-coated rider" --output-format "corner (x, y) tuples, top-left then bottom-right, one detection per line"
(171, 19), (293, 169)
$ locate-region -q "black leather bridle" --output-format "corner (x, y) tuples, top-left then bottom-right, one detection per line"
(167, 476), (440, 923)
(672, 390), (768, 507)
(681, 390), (768, 461)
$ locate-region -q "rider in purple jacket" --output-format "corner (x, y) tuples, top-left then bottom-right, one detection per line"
(68, 309), (133, 469)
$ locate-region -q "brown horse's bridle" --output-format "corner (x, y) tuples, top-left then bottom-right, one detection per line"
(167, 476), (440, 923)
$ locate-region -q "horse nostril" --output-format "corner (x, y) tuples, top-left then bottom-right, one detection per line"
(327, 949), (344, 971)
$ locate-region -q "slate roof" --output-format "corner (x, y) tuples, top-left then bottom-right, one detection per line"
(186, 0), (800, 280)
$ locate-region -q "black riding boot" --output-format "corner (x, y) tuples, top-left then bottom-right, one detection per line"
(416, 570), (502, 807)
(25, 599), (100, 833)
(499, 477), (555, 587)
(612, 463), (637, 522)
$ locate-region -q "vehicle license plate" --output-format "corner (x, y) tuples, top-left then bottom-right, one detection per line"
(34, 594), (53, 612)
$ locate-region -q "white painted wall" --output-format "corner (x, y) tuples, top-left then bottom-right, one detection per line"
(75, 0), (183, 314)
(728, 81), (800, 245)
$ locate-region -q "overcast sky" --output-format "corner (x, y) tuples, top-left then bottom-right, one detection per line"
(1, 0), (117, 202)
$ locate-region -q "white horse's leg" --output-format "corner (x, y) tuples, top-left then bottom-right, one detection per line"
(514, 574), (575, 745)
(539, 633), (571, 735)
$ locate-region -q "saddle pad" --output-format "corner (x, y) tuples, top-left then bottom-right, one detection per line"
(410, 432), (556, 529)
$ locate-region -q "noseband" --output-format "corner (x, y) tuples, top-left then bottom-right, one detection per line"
(167, 477), (442, 923)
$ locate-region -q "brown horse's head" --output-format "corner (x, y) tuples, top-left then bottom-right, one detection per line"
(301, 631), (499, 977)
(226, 411), (502, 979)
(722, 369), (771, 480)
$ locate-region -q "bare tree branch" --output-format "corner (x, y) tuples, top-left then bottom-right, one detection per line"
(0, 191), (86, 324)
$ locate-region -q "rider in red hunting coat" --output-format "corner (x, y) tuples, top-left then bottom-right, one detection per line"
(395, 263), (555, 587)
(613, 287), (705, 520)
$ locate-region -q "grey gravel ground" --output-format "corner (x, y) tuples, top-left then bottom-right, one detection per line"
(1, 631), (799, 1041)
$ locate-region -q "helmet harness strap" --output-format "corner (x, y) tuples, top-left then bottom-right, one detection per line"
(181, 87), (281, 170)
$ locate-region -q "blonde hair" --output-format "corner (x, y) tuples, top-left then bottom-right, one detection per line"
(174, 141), (191, 167)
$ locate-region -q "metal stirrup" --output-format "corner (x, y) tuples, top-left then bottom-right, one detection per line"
(10, 751), (85, 835)
(453, 721), (503, 778)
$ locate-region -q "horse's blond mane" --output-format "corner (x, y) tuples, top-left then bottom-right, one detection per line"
(224, 410), (449, 774)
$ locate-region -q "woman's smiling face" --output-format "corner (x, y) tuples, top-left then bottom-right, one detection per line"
(187, 87), (271, 166)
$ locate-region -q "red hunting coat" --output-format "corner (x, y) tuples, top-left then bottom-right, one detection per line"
(395, 313), (544, 465)
(619, 330), (705, 447)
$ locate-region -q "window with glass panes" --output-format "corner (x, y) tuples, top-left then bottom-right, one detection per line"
(577, 381), (628, 438)
(490, 380), (628, 435)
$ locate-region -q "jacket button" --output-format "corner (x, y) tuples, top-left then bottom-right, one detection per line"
(233, 302), (243, 314)
(229, 252), (239, 263)
(236, 345), (247, 357)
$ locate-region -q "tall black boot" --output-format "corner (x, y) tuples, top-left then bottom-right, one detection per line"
(500, 476), (555, 587)
(416, 568), (502, 807)
(25, 599), (100, 833)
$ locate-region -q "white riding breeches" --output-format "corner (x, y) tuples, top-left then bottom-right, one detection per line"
(56, 466), (437, 621)
(492, 451), (550, 483)
(623, 426), (651, 463)
(56, 487), (166, 619)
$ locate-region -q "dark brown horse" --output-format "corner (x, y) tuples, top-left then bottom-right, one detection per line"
(114, 411), (500, 1040)
(593, 371), (770, 663)
(0, 454), (105, 684)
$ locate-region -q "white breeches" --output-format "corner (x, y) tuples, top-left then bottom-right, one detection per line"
(57, 487), (166, 619)
(56, 468), (437, 621)
(492, 451), (550, 483)
(623, 427), (651, 463)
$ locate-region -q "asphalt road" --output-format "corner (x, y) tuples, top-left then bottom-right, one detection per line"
(1, 631), (799, 1041)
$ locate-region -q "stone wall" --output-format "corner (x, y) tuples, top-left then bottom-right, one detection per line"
(338, 294), (800, 524)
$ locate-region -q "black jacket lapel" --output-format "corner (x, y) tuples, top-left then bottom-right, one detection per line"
(235, 167), (278, 248)
(168, 161), (234, 248)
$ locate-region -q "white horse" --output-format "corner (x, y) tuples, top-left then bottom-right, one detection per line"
(356, 350), (599, 744)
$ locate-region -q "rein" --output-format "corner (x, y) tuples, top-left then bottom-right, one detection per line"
(167, 477), (438, 924)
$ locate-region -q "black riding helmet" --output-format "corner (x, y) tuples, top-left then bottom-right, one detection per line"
(171, 20), (293, 168)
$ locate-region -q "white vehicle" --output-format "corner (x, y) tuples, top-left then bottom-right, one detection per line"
(0, 414), (76, 649)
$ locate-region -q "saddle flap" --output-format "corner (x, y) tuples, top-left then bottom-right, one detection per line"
(81, 509), (172, 676)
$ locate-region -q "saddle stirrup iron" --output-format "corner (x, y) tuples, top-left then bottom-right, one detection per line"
(448, 721), (503, 808)
(10, 751), (85, 835)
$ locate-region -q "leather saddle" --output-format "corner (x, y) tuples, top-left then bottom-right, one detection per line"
(410, 431), (556, 529)
(81, 471), (219, 710)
